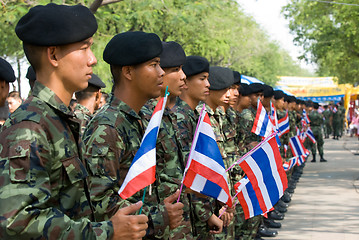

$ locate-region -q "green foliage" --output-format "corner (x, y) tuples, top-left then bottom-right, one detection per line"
(0, 0), (311, 92)
(283, 0), (359, 84)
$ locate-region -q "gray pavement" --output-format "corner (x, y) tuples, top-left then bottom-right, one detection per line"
(265, 135), (359, 240)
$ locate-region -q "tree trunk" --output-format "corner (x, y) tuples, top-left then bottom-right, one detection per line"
(17, 57), (21, 98)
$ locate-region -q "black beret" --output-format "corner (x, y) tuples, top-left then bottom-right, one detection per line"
(0, 58), (16, 83)
(103, 31), (162, 66)
(248, 83), (264, 94)
(26, 66), (36, 81)
(183, 56), (209, 78)
(313, 102), (319, 109)
(89, 74), (106, 89)
(239, 83), (251, 96)
(284, 95), (296, 103)
(263, 84), (274, 98)
(159, 41), (186, 68)
(233, 71), (241, 85)
(273, 90), (285, 100)
(15, 3), (97, 46)
(208, 66), (234, 90)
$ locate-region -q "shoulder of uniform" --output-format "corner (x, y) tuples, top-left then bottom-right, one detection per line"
(8, 97), (48, 124)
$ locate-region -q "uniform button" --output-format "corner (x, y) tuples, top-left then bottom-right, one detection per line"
(15, 146), (23, 153)
(36, 100), (42, 105)
(97, 149), (102, 154)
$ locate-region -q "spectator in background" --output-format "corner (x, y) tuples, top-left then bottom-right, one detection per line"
(98, 92), (109, 109)
(7, 91), (22, 113)
(349, 111), (359, 137)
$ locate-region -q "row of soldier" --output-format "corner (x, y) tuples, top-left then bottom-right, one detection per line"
(0, 3), (328, 240)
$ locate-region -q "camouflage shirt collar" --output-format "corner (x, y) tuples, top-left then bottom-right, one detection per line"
(74, 103), (92, 117)
(175, 97), (196, 119)
(32, 81), (73, 116)
(109, 95), (141, 120)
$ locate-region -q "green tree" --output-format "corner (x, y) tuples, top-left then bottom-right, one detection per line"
(283, 0), (359, 84)
(1, 0), (312, 94)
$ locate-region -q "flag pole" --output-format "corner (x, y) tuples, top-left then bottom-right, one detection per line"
(226, 132), (277, 172)
(177, 103), (206, 203)
(139, 87), (169, 215)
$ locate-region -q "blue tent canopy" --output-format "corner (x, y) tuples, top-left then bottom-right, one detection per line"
(241, 75), (264, 85)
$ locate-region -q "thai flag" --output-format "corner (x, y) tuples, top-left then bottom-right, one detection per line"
(239, 135), (288, 217)
(283, 157), (298, 171)
(303, 109), (311, 124)
(269, 101), (278, 129)
(234, 177), (266, 219)
(118, 95), (168, 199)
(297, 156), (306, 166)
(306, 127), (316, 143)
(251, 99), (274, 138)
(333, 107), (338, 113)
(289, 136), (309, 160)
(183, 106), (232, 207)
(277, 111), (289, 137)
(318, 106), (324, 114)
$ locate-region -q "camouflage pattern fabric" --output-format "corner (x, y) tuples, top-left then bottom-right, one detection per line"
(0, 82), (113, 239)
(322, 109), (332, 138)
(83, 95), (170, 239)
(332, 108), (341, 138)
(308, 110), (324, 156)
(338, 105), (346, 137)
(277, 110), (289, 159)
(73, 103), (92, 137)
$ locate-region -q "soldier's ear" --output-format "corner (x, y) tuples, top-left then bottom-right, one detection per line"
(47, 46), (58, 67)
(122, 66), (132, 81)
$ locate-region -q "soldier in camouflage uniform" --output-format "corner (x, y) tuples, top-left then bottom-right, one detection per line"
(73, 73), (106, 136)
(173, 56), (223, 240)
(198, 66), (237, 239)
(338, 101), (346, 138)
(83, 32), (184, 239)
(140, 41), (204, 240)
(0, 4), (144, 239)
(309, 102), (327, 162)
(322, 105), (332, 138)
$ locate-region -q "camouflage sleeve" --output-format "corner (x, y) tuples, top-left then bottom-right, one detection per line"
(191, 194), (213, 222)
(0, 121), (113, 239)
(84, 124), (170, 238)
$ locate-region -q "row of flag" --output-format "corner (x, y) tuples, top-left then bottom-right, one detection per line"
(119, 96), (316, 220)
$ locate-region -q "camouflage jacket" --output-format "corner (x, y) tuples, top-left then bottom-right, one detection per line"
(309, 110), (324, 134)
(288, 110), (297, 138)
(0, 82), (113, 239)
(237, 110), (253, 155)
(83, 95), (169, 239)
(322, 109), (332, 123)
(240, 107), (262, 147)
(73, 103), (92, 136)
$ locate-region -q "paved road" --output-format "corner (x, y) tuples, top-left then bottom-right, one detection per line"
(265, 135), (359, 240)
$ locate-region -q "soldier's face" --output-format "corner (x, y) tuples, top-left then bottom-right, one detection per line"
(7, 97), (22, 113)
(132, 57), (164, 99)
(209, 88), (230, 108)
(250, 92), (263, 108)
(238, 95), (251, 109)
(228, 85), (239, 108)
(183, 72), (210, 102)
(162, 66), (186, 97)
(0, 80), (9, 107)
(275, 98), (285, 110)
(55, 37), (97, 93)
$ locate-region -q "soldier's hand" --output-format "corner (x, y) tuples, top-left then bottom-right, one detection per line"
(111, 201), (148, 240)
(163, 189), (184, 230)
(219, 206), (234, 227)
(207, 214), (223, 234)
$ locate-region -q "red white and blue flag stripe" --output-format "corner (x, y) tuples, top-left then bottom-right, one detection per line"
(239, 135), (288, 216)
(333, 107), (338, 113)
(283, 157), (298, 172)
(183, 107), (233, 207)
(289, 136), (309, 160)
(234, 177), (266, 219)
(118, 96), (168, 199)
(277, 111), (289, 137)
(306, 127), (316, 143)
(303, 109), (311, 124)
(252, 99), (274, 138)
